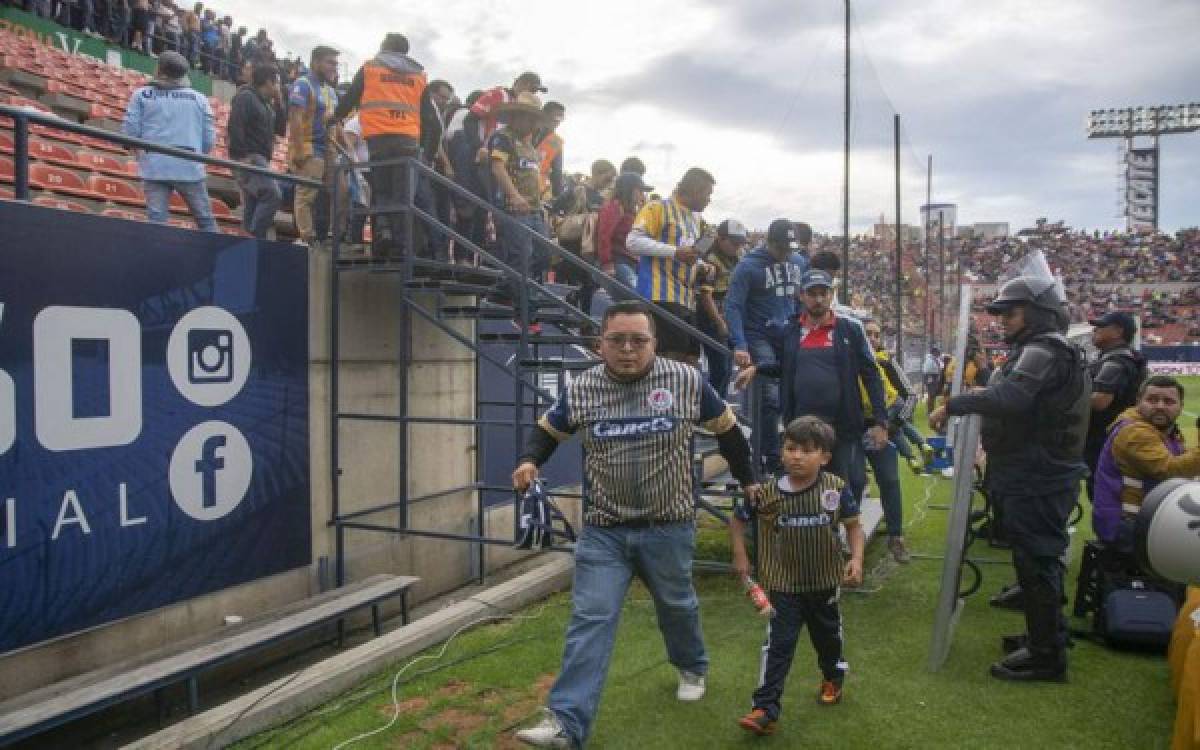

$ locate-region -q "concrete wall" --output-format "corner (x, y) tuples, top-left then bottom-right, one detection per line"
(0, 252), (538, 699)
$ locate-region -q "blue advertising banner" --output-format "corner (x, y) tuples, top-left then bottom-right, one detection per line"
(0, 202), (310, 653)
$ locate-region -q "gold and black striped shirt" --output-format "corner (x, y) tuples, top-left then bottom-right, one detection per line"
(743, 471), (858, 593)
(539, 357), (737, 526)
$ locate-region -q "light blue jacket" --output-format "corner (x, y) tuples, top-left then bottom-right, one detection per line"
(122, 80), (215, 182)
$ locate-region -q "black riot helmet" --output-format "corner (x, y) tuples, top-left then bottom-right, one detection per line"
(985, 275), (1066, 315)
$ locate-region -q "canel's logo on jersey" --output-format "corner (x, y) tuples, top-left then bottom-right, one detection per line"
(592, 417), (677, 439)
(776, 513), (833, 528)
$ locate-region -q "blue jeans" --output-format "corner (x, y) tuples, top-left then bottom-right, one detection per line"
(698, 314), (732, 398)
(548, 522), (707, 746)
(831, 436), (867, 506)
(497, 212), (550, 316)
(864, 440), (904, 536)
(236, 154), (281, 238)
(143, 179), (218, 232)
(748, 337), (782, 473)
(891, 419), (926, 462)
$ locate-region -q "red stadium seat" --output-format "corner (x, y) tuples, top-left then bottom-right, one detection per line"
(77, 134), (125, 154)
(33, 194), (90, 213)
(27, 138), (78, 167)
(87, 174), (144, 206)
(210, 197), (233, 219)
(0, 131), (10, 154)
(28, 163), (98, 200)
(0, 186), (12, 200)
(0, 155), (14, 183)
(76, 151), (131, 176)
(168, 190), (188, 214)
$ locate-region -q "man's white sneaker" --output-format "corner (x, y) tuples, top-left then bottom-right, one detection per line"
(515, 708), (572, 748)
(676, 670), (706, 701)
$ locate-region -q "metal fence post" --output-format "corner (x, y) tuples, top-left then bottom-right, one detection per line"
(13, 113), (29, 202)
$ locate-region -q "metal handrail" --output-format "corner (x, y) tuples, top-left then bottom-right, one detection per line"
(0, 103), (319, 202)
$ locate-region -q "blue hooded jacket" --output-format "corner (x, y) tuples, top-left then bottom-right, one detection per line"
(123, 80), (215, 182)
(723, 245), (809, 350)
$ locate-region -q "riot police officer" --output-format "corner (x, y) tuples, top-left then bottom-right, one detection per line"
(930, 275), (1091, 682)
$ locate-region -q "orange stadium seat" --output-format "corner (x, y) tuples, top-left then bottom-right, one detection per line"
(76, 151), (131, 176)
(29, 163), (98, 200)
(27, 138), (78, 168)
(100, 207), (144, 222)
(33, 194), (90, 213)
(87, 174), (144, 206)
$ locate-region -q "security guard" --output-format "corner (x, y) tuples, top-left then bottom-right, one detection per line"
(1084, 311), (1147, 504)
(331, 33), (427, 257)
(930, 275), (1091, 682)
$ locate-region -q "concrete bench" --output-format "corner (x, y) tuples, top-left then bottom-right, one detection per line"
(0, 573), (418, 748)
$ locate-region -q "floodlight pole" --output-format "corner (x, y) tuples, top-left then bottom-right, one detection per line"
(894, 114), (903, 361)
(938, 212), (946, 351)
(841, 0), (851, 303)
(925, 155), (932, 352)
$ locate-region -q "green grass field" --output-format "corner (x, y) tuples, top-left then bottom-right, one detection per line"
(235, 377), (1199, 749)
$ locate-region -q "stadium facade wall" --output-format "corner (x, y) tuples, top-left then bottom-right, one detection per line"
(0, 204), (559, 699)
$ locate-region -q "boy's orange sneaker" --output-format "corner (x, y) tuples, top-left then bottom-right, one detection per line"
(816, 679), (843, 706)
(737, 708), (777, 736)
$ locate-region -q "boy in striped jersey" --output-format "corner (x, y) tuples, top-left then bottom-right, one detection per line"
(730, 416), (864, 736)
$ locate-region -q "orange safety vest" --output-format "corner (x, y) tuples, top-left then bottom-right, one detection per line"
(358, 61), (427, 139)
(537, 132), (562, 180)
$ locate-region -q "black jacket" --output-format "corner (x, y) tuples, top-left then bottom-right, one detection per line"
(227, 85), (284, 161)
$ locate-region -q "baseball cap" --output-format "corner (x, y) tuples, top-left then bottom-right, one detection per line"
(717, 219), (748, 242)
(767, 218), (799, 249)
(515, 71), (547, 93)
(615, 171), (653, 194)
(1088, 311), (1137, 341)
(801, 269), (834, 290)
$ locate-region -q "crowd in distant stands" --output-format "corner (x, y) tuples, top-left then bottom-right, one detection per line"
(1, 0), (298, 83)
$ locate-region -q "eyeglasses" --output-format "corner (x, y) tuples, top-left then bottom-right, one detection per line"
(602, 334), (653, 349)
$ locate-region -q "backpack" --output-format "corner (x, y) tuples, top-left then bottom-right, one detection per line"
(555, 184), (599, 257)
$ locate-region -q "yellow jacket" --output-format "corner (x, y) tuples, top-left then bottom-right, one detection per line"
(1109, 406), (1200, 511)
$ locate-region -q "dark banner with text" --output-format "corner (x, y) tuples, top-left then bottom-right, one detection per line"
(0, 203), (310, 653)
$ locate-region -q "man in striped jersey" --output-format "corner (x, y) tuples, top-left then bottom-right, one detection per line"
(512, 300), (758, 749)
(625, 167), (716, 365)
(729, 416), (863, 736)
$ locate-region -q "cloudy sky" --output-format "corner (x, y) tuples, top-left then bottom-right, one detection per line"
(221, 0), (1199, 235)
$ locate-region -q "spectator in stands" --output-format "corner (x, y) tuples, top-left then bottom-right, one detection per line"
(471, 71), (546, 150)
(595, 171), (650, 290)
(121, 51), (217, 232)
(923, 346), (942, 415)
(620, 156), (646, 177)
(725, 219), (807, 473)
(287, 44), (339, 246)
(184, 4), (201, 66)
(488, 91), (552, 314)
(445, 89), (488, 258)
(108, 0), (130, 46)
(228, 63), (285, 239)
(697, 218), (748, 396)
(552, 159), (616, 316)
(341, 114), (370, 246)
(330, 33), (427, 259)
(1091, 376), (1200, 555)
(418, 78), (454, 261)
(160, 6), (181, 52)
(535, 101), (565, 201)
(626, 166), (717, 364)
(130, 0), (148, 53)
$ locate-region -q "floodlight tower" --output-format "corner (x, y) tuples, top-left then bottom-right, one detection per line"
(1086, 103), (1200, 231)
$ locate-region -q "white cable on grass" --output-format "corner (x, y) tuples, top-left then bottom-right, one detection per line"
(329, 600), (553, 750)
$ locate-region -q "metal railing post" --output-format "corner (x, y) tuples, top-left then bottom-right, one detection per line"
(13, 113), (29, 202)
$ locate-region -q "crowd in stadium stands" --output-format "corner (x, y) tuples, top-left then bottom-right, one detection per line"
(0, 0), (298, 83)
(1, 19), (1197, 346)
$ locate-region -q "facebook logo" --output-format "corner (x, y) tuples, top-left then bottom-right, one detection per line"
(195, 435), (227, 509)
(169, 422), (252, 521)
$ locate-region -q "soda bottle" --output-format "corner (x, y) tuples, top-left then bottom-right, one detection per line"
(742, 575), (775, 618)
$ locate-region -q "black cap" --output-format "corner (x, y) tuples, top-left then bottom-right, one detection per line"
(766, 218), (799, 249)
(614, 171), (653, 194)
(1089, 311), (1137, 341)
(515, 71), (547, 93)
(801, 269), (834, 290)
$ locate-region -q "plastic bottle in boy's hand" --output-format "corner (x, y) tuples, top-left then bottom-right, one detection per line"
(743, 576), (776, 618)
